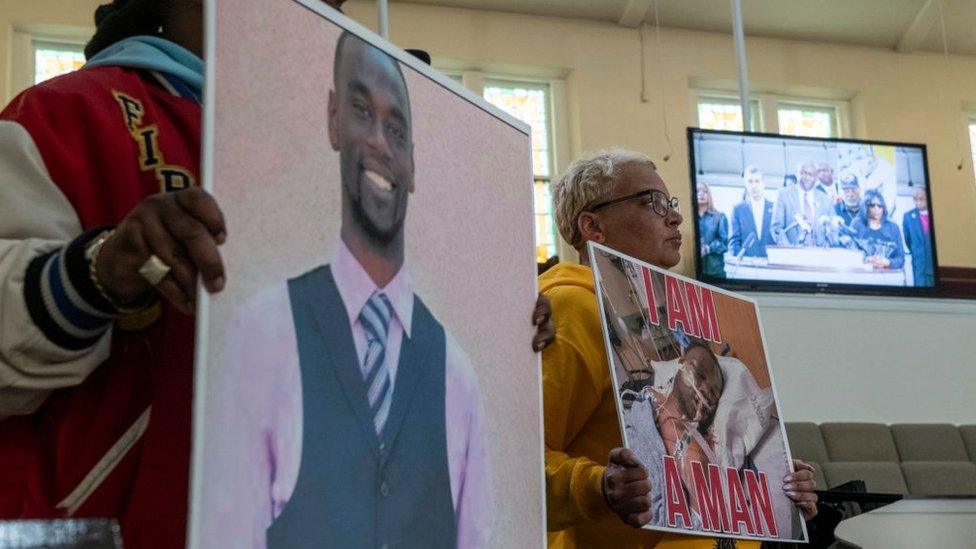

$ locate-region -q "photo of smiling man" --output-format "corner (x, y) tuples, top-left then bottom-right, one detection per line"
(259, 30), (491, 547)
(192, 2), (543, 546)
(190, 0), (545, 549)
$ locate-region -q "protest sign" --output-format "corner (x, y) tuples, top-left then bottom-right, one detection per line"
(590, 241), (807, 543)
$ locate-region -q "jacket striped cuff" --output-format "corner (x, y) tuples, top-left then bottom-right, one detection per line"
(23, 228), (117, 350)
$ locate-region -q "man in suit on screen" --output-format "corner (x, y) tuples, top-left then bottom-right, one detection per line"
(730, 165), (775, 257)
(771, 161), (832, 246)
(902, 187), (935, 286)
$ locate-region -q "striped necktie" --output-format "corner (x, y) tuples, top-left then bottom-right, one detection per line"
(359, 291), (394, 437)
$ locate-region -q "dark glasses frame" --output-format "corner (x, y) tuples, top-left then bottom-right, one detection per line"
(585, 189), (680, 217)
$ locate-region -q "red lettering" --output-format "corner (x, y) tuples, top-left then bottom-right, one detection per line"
(726, 467), (755, 535)
(698, 287), (722, 343)
(685, 282), (708, 339)
(642, 267), (659, 326)
(745, 470), (778, 537)
(663, 455), (692, 529)
(691, 461), (730, 533)
(665, 276), (691, 335)
(683, 282), (705, 340)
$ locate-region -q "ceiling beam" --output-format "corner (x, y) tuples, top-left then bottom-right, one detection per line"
(618, 0), (654, 28)
(896, 0), (940, 53)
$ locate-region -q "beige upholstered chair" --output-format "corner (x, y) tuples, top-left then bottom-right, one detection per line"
(785, 422), (976, 496)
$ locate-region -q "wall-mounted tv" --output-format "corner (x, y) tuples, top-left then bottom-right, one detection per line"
(688, 128), (939, 295)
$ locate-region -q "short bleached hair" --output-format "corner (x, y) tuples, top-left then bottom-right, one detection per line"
(552, 148), (655, 248)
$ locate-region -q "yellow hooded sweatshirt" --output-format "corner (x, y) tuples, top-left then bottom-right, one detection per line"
(540, 262), (759, 549)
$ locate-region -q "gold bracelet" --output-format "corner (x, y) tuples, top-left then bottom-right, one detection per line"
(85, 230), (146, 314)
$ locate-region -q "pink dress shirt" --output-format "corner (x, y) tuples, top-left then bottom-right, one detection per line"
(201, 240), (492, 548)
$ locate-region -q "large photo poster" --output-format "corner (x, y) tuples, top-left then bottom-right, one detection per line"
(589, 241), (807, 543)
(189, 1), (543, 547)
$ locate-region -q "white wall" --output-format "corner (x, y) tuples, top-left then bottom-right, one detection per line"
(756, 293), (976, 424)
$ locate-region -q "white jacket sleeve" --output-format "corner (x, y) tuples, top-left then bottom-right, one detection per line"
(0, 120), (114, 418)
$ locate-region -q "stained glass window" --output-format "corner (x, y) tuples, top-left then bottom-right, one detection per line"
(698, 100), (741, 131)
(696, 96), (761, 132)
(698, 93), (844, 138)
(777, 104), (836, 138)
(534, 179), (555, 261)
(483, 82), (557, 263)
(34, 42), (85, 85)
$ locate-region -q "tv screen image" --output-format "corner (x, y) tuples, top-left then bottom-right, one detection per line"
(688, 128), (938, 294)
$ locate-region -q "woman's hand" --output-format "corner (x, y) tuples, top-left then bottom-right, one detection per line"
(784, 459), (819, 520)
(532, 293), (555, 352)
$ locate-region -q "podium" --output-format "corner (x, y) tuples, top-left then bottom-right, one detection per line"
(765, 246), (868, 270)
(726, 246), (907, 286)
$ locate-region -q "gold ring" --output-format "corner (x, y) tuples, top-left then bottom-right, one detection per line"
(138, 254), (171, 286)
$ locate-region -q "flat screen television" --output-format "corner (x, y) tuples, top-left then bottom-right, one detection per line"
(688, 128), (939, 295)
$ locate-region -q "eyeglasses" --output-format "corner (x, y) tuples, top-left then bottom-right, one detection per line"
(867, 203), (883, 208)
(586, 189), (681, 217)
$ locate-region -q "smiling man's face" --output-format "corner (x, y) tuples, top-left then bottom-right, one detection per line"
(798, 163), (817, 191)
(329, 34), (414, 246)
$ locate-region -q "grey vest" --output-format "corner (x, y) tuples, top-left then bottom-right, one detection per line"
(266, 265), (456, 548)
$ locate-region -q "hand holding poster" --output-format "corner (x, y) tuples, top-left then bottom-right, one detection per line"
(589, 241), (807, 543)
(188, 1), (543, 547)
